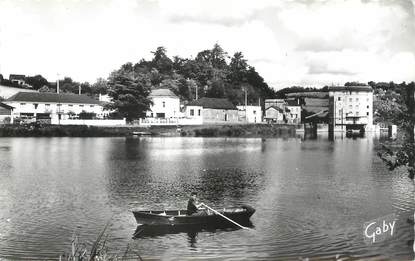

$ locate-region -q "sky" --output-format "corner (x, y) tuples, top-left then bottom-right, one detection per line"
(0, 0), (414, 89)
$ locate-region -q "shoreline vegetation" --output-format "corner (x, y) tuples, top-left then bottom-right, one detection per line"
(0, 123), (298, 138)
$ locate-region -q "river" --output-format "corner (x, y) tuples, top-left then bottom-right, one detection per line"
(0, 136), (413, 260)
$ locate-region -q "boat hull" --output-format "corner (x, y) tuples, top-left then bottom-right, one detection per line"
(132, 205), (255, 228)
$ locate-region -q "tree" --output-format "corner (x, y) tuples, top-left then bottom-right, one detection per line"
(379, 82), (415, 180)
(80, 82), (92, 95)
(91, 78), (109, 95)
(106, 63), (153, 122)
(39, 85), (53, 93)
(59, 77), (80, 94)
(344, 81), (367, 86)
(228, 52), (248, 83)
(25, 75), (49, 90)
(151, 46), (173, 74)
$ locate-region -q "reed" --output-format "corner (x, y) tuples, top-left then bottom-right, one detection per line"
(59, 221), (143, 261)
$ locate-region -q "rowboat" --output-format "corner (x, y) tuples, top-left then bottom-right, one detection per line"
(132, 205), (255, 228)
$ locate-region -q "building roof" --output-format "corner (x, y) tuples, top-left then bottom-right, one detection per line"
(187, 97), (237, 110)
(149, 88), (178, 98)
(266, 106), (284, 113)
(328, 86), (373, 92)
(9, 74), (26, 81)
(265, 99), (285, 103)
(0, 102), (13, 110)
(6, 92), (101, 104)
(286, 92), (329, 99)
(286, 99), (300, 106)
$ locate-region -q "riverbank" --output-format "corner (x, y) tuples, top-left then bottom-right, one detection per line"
(0, 123), (299, 137)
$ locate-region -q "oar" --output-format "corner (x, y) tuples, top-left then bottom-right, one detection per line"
(200, 203), (250, 230)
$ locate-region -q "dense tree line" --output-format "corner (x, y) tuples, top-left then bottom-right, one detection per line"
(105, 44), (278, 121)
(107, 44), (277, 105)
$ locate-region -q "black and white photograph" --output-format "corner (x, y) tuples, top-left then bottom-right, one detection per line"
(0, 0), (414, 260)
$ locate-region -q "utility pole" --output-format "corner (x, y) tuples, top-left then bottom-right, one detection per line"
(78, 84), (81, 95)
(57, 74), (60, 94)
(244, 87), (248, 122)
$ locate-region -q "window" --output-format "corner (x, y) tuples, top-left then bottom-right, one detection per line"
(69, 104), (73, 107)
(349, 98), (352, 102)
(198, 109), (201, 116)
(356, 98), (359, 101)
(79, 105), (84, 107)
(57, 104), (62, 107)
(338, 97), (341, 101)
(90, 105), (94, 108)
(253, 110), (256, 114)
(33, 103), (38, 109)
(20, 103), (26, 106)
(45, 104), (50, 108)
(367, 112), (369, 116)
(367, 105), (369, 109)
(162, 101), (165, 108)
(190, 109), (194, 116)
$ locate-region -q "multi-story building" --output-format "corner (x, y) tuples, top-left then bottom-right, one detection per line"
(146, 88), (181, 118)
(4, 92), (103, 120)
(236, 105), (262, 123)
(328, 85), (373, 131)
(285, 99), (301, 124)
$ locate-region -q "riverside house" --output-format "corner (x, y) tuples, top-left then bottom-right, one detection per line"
(265, 106), (284, 123)
(4, 92), (103, 122)
(328, 85), (373, 131)
(237, 105), (262, 123)
(0, 102), (14, 124)
(285, 99), (301, 124)
(185, 97), (239, 124)
(146, 88), (181, 119)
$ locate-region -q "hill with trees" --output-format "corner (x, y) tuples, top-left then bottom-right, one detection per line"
(108, 44), (277, 106)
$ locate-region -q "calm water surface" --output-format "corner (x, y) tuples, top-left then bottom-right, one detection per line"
(0, 136), (413, 260)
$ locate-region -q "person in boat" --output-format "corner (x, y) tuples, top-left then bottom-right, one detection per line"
(187, 192), (207, 216)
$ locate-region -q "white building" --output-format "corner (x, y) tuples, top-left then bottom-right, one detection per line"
(237, 105), (262, 123)
(328, 86), (373, 131)
(4, 92), (103, 120)
(285, 99), (301, 124)
(265, 106), (284, 123)
(185, 97), (239, 124)
(146, 88), (180, 118)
